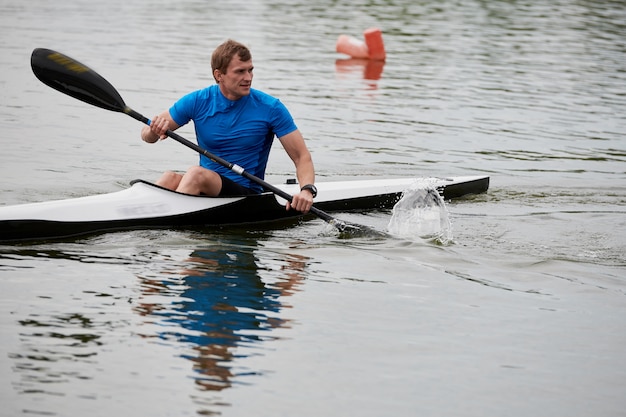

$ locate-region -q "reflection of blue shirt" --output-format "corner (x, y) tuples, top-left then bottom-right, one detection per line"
(157, 248), (284, 347)
(169, 85), (298, 192)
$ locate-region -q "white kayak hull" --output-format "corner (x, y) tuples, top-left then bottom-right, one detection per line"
(0, 176), (488, 242)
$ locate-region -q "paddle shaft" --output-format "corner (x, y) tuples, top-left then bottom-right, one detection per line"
(123, 108), (334, 223)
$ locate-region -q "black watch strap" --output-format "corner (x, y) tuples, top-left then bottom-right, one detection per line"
(300, 184), (317, 198)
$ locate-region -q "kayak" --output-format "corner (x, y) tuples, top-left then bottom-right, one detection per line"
(0, 175), (488, 242)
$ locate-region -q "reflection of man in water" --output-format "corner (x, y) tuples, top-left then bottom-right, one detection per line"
(134, 244), (305, 391)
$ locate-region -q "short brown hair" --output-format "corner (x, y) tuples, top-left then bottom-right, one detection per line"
(211, 40), (252, 82)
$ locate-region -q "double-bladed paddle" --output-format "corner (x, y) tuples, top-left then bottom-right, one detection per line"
(30, 48), (382, 237)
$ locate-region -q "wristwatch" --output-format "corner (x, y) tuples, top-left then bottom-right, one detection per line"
(300, 184), (317, 198)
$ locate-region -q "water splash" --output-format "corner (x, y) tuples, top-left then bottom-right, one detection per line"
(387, 179), (453, 244)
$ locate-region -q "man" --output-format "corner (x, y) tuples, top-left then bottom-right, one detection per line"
(141, 39), (316, 213)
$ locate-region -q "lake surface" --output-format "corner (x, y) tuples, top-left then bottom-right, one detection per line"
(1, 0), (625, 416)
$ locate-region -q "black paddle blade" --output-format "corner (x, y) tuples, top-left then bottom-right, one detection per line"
(330, 219), (388, 239)
(309, 206), (386, 238)
(31, 48), (126, 113)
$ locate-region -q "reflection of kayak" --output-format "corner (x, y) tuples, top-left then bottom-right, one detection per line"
(0, 175), (488, 242)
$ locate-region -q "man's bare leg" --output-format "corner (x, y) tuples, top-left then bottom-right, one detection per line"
(176, 166), (222, 196)
(156, 171), (183, 190)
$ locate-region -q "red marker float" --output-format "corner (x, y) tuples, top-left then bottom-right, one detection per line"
(336, 27), (386, 61)
(363, 28), (386, 60)
(336, 34), (369, 59)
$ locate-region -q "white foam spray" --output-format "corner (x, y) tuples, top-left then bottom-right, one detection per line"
(386, 179), (453, 244)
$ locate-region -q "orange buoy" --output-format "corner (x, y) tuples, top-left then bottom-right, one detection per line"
(336, 34), (369, 59)
(363, 27), (386, 61)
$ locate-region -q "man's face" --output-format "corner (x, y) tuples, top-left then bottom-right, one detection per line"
(215, 55), (253, 100)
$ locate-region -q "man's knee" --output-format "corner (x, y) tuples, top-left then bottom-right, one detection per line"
(180, 166), (221, 195)
(157, 170), (183, 189)
(185, 165), (208, 178)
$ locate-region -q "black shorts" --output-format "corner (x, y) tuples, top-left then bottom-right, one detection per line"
(218, 175), (258, 196)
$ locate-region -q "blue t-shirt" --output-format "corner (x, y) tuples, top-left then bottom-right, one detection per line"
(169, 85), (297, 192)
